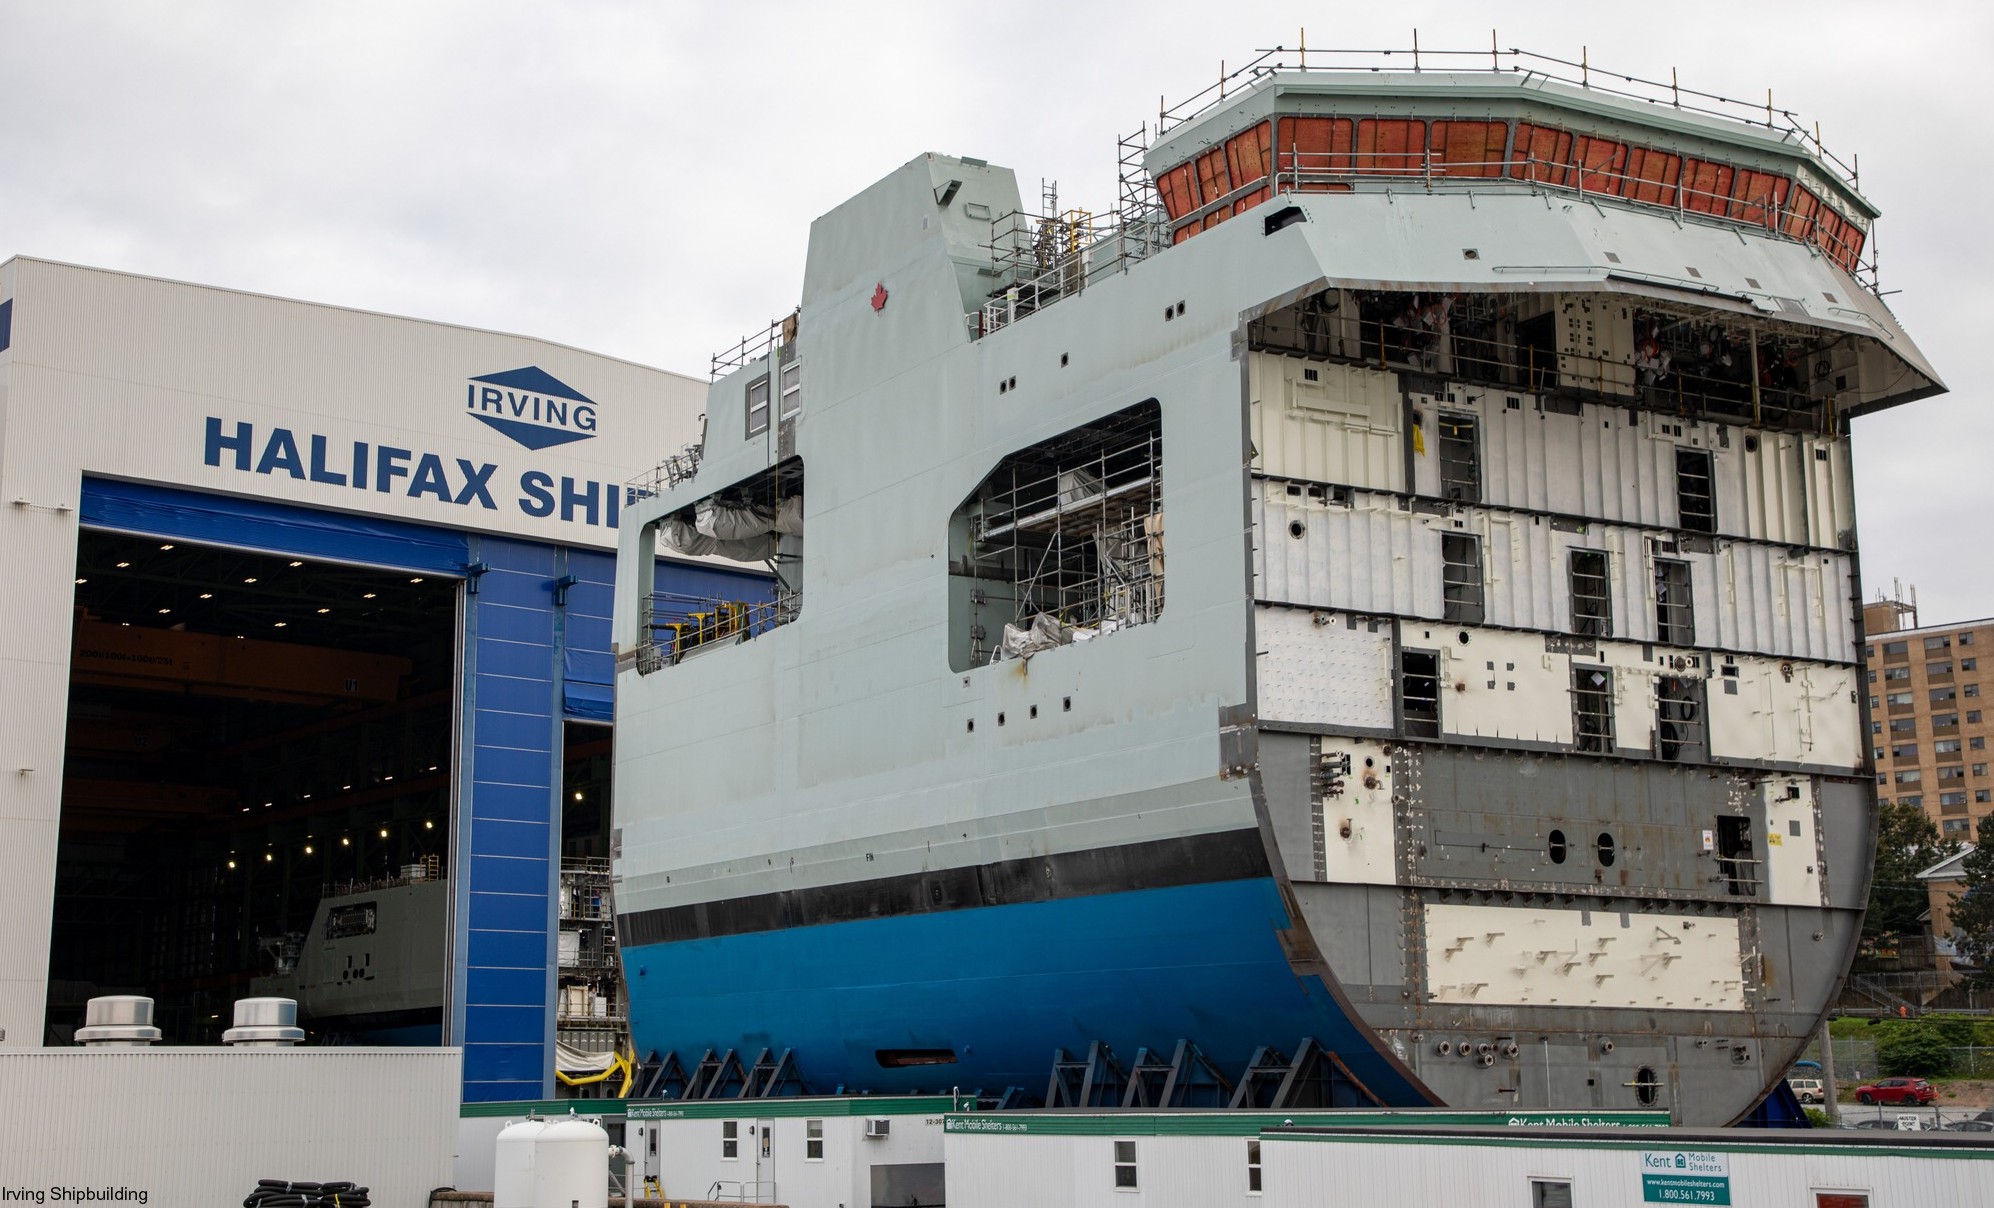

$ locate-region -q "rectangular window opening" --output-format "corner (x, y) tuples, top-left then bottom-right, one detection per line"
(1573, 666), (1615, 754)
(722, 1120), (739, 1160)
(1657, 675), (1708, 762)
(1675, 447), (1715, 533)
(779, 359), (802, 420)
(1716, 815), (1758, 896)
(1402, 649), (1440, 738)
(1246, 1139), (1262, 1194)
(1441, 533), (1484, 624)
(805, 1119), (824, 1161)
(875, 1048), (958, 1067)
(746, 374), (772, 437)
(951, 400), (1163, 672)
(1654, 559), (1694, 647)
(1436, 412), (1481, 502)
(1569, 549), (1612, 637)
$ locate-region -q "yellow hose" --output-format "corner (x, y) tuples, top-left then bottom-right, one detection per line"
(555, 1051), (630, 1088)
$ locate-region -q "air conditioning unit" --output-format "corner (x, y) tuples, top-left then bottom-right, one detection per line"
(863, 1118), (891, 1140)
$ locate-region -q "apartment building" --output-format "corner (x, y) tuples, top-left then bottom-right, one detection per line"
(1864, 599), (1994, 838)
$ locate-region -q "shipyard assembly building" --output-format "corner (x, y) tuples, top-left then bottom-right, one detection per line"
(0, 258), (761, 1101)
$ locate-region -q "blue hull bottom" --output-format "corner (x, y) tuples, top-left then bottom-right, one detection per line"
(622, 876), (1429, 1104)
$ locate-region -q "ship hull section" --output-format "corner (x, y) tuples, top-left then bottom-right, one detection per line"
(621, 870), (1428, 1103)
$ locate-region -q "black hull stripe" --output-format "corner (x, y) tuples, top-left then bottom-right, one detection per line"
(617, 828), (1272, 946)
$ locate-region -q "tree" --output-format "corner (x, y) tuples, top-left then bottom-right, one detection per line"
(1876, 1021), (1955, 1078)
(1864, 802), (1953, 942)
(1948, 814), (1994, 984)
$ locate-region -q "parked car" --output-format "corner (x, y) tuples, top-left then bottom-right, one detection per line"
(1943, 1119), (1994, 1133)
(1786, 1078), (1826, 1104)
(1852, 1077), (1937, 1106)
(1849, 1118), (1899, 1130)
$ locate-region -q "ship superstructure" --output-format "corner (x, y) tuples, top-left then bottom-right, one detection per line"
(609, 49), (1942, 1123)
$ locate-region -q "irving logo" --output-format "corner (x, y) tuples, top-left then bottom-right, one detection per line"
(465, 366), (598, 450)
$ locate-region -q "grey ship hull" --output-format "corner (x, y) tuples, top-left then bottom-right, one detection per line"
(612, 69), (1941, 1123)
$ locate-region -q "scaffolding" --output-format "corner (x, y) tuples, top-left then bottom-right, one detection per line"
(963, 407), (1164, 665)
(557, 857), (626, 1061)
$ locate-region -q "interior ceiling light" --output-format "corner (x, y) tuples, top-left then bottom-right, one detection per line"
(302, 844), (314, 855)
(199, 592), (213, 599)
(424, 820), (434, 829)
(288, 560), (303, 568)
(362, 592), (377, 599)
(243, 576), (257, 583)
(574, 791), (584, 801)
(273, 621), (288, 628)
(379, 827), (389, 838)
(409, 577), (424, 584)
(74, 577), (87, 585)
(264, 852), (274, 862)
(316, 607), (330, 614)
(116, 561), (130, 568)
(157, 608), (170, 615)
(227, 860), (237, 869)
(341, 836), (350, 846)
(159, 544), (174, 551)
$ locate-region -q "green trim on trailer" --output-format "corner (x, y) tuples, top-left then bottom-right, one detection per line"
(941, 1109), (1669, 1136)
(1263, 1129), (1994, 1161)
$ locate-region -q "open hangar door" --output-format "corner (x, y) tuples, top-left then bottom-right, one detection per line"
(54, 528), (461, 1044)
(51, 480), (774, 1099)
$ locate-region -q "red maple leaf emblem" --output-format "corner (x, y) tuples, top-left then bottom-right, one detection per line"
(870, 283), (889, 312)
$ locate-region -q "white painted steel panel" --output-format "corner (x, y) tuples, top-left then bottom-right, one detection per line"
(1, 1048), (457, 1205)
(1438, 627), (1574, 745)
(1415, 624), (1853, 767)
(1253, 606), (1393, 729)
(1316, 736), (1397, 886)
(1762, 777), (1826, 907)
(1254, 482), (1854, 663)
(1802, 434), (1856, 548)
(1248, 353), (1402, 489)
(1707, 658), (1861, 769)
(1720, 428), (1811, 546)
(1422, 902), (1746, 1010)
(1401, 379), (1842, 547)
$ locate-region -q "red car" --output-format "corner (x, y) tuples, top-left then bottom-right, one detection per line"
(1853, 1077), (1937, 1105)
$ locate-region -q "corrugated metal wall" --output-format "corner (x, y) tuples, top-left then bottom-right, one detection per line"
(1, 1048), (458, 1204)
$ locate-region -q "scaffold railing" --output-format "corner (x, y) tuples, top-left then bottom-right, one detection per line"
(637, 590), (790, 672)
(1154, 37), (1862, 191)
(971, 202), (1169, 339)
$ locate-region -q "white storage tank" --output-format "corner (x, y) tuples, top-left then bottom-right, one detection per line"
(533, 1117), (608, 1208)
(493, 1119), (548, 1208)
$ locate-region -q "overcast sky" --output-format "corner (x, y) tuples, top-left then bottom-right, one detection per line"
(4, 2), (1986, 620)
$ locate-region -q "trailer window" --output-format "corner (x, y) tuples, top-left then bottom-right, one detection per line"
(1531, 1179), (1574, 1208)
(1113, 1139), (1139, 1189)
